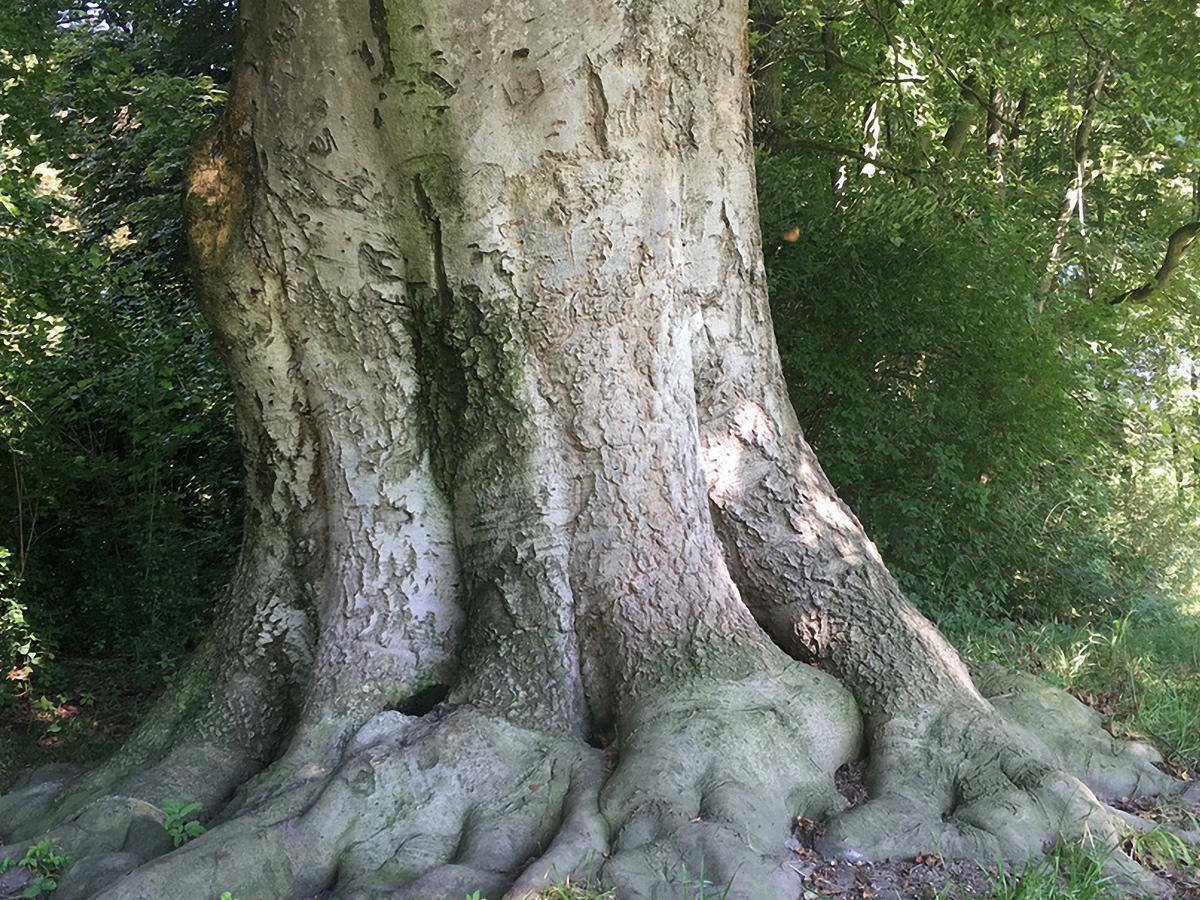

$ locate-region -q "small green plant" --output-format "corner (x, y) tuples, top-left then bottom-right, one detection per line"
(1124, 825), (1197, 871)
(537, 878), (616, 899)
(219, 892), (242, 900)
(987, 840), (1116, 900)
(161, 798), (206, 847)
(0, 548), (47, 704)
(464, 892), (485, 900)
(0, 836), (72, 897)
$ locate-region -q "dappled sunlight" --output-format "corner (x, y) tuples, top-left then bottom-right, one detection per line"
(701, 400), (778, 502)
(809, 492), (858, 536)
(731, 398), (777, 446)
(700, 432), (744, 504)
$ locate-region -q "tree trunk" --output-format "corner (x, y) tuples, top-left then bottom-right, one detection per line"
(1037, 57), (1109, 306)
(0, 3), (1193, 899)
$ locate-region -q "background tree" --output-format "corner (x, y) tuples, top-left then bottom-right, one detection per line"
(754, 0), (1200, 626)
(0, 0), (239, 704)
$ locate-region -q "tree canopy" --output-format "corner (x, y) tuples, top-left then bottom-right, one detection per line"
(753, 0), (1200, 623)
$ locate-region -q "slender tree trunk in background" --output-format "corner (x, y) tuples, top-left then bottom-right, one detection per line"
(0, 4), (1193, 900)
(859, 100), (881, 177)
(822, 23), (851, 195)
(750, 0), (784, 138)
(985, 84), (1004, 187)
(1006, 88), (1028, 185)
(1037, 57), (1109, 306)
(1192, 363), (1200, 501)
(941, 74), (977, 158)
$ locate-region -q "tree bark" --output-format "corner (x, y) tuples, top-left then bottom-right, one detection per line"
(0, 3), (1193, 900)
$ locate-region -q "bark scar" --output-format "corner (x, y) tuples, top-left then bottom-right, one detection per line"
(368, 0), (395, 84)
(585, 59), (609, 154)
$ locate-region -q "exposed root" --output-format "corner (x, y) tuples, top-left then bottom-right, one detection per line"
(0, 740), (260, 886)
(816, 671), (1200, 898)
(597, 660), (860, 900)
(6, 654), (1196, 900)
(1, 658), (865, 900)
(74, 707), (597, 900)
(970, 661), (1179, 802)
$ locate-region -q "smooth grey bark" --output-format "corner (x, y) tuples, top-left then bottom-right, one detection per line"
(1, 2), (1195, 899)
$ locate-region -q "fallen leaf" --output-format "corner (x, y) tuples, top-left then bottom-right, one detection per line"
(782, 227), (801, 242)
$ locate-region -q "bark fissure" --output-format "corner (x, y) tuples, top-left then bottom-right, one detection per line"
(367, 0), (394, 83)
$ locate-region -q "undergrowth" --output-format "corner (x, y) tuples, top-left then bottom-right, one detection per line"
(941, 596), (1200, 774)
(986, 841), (1117, 900)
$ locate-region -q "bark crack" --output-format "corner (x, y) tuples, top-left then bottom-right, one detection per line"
(585, 59), (609, 154)
(409, 174), (468, 493)
(367, 0), (395, 84)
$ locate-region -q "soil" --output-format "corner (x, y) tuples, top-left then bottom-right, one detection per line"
(0, 657), (161, 790)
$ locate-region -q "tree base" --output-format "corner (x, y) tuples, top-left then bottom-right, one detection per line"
(2, 653), (1196, 900)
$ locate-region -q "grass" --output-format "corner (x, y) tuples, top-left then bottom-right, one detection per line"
(942, 597), (1200, 774)
(465, 864), (731, 900)
(532, 881), (615, 899)
(986, 841), (1120, 900)
(467, 882), (614, 900)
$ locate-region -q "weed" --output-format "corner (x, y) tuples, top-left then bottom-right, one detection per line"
(1124, 825), (1197, 871)
(537, 877), (616, 899)
(0, 836), (72, 897)
(464, 878), (616, 900)
(676, 860), (733, 900)
(161, 797), (206, 847)
(987, 841), (1117, 900)
(946, 606), (1200, 770)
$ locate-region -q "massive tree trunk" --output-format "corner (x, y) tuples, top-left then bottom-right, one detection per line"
(1, 2), (1195, 899)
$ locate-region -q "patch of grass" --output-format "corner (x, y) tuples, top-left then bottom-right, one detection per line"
(535, 878), (617, 899)
(0, 836), (72, 898)
(466, 878), (616, 900)
(943, 599), (1200, 773)
(1124, 824), (1197, 872)
(987, 841), (1119, 900)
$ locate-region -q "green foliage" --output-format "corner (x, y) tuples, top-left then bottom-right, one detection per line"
(755, 0), (1200, 625)
(218, 892), (241, 900)
(0, 547), (46, 698)
(0, 1), (241, 681)
(0, 837), (72, 897)
(161, 797), (206, 847)
(1124, 825), (1198, 872)
(536, 879), (616, 899)
(465, 881), (617, 900)
(987, 841), (1118, 900)
(950, 601), (1200, 767)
